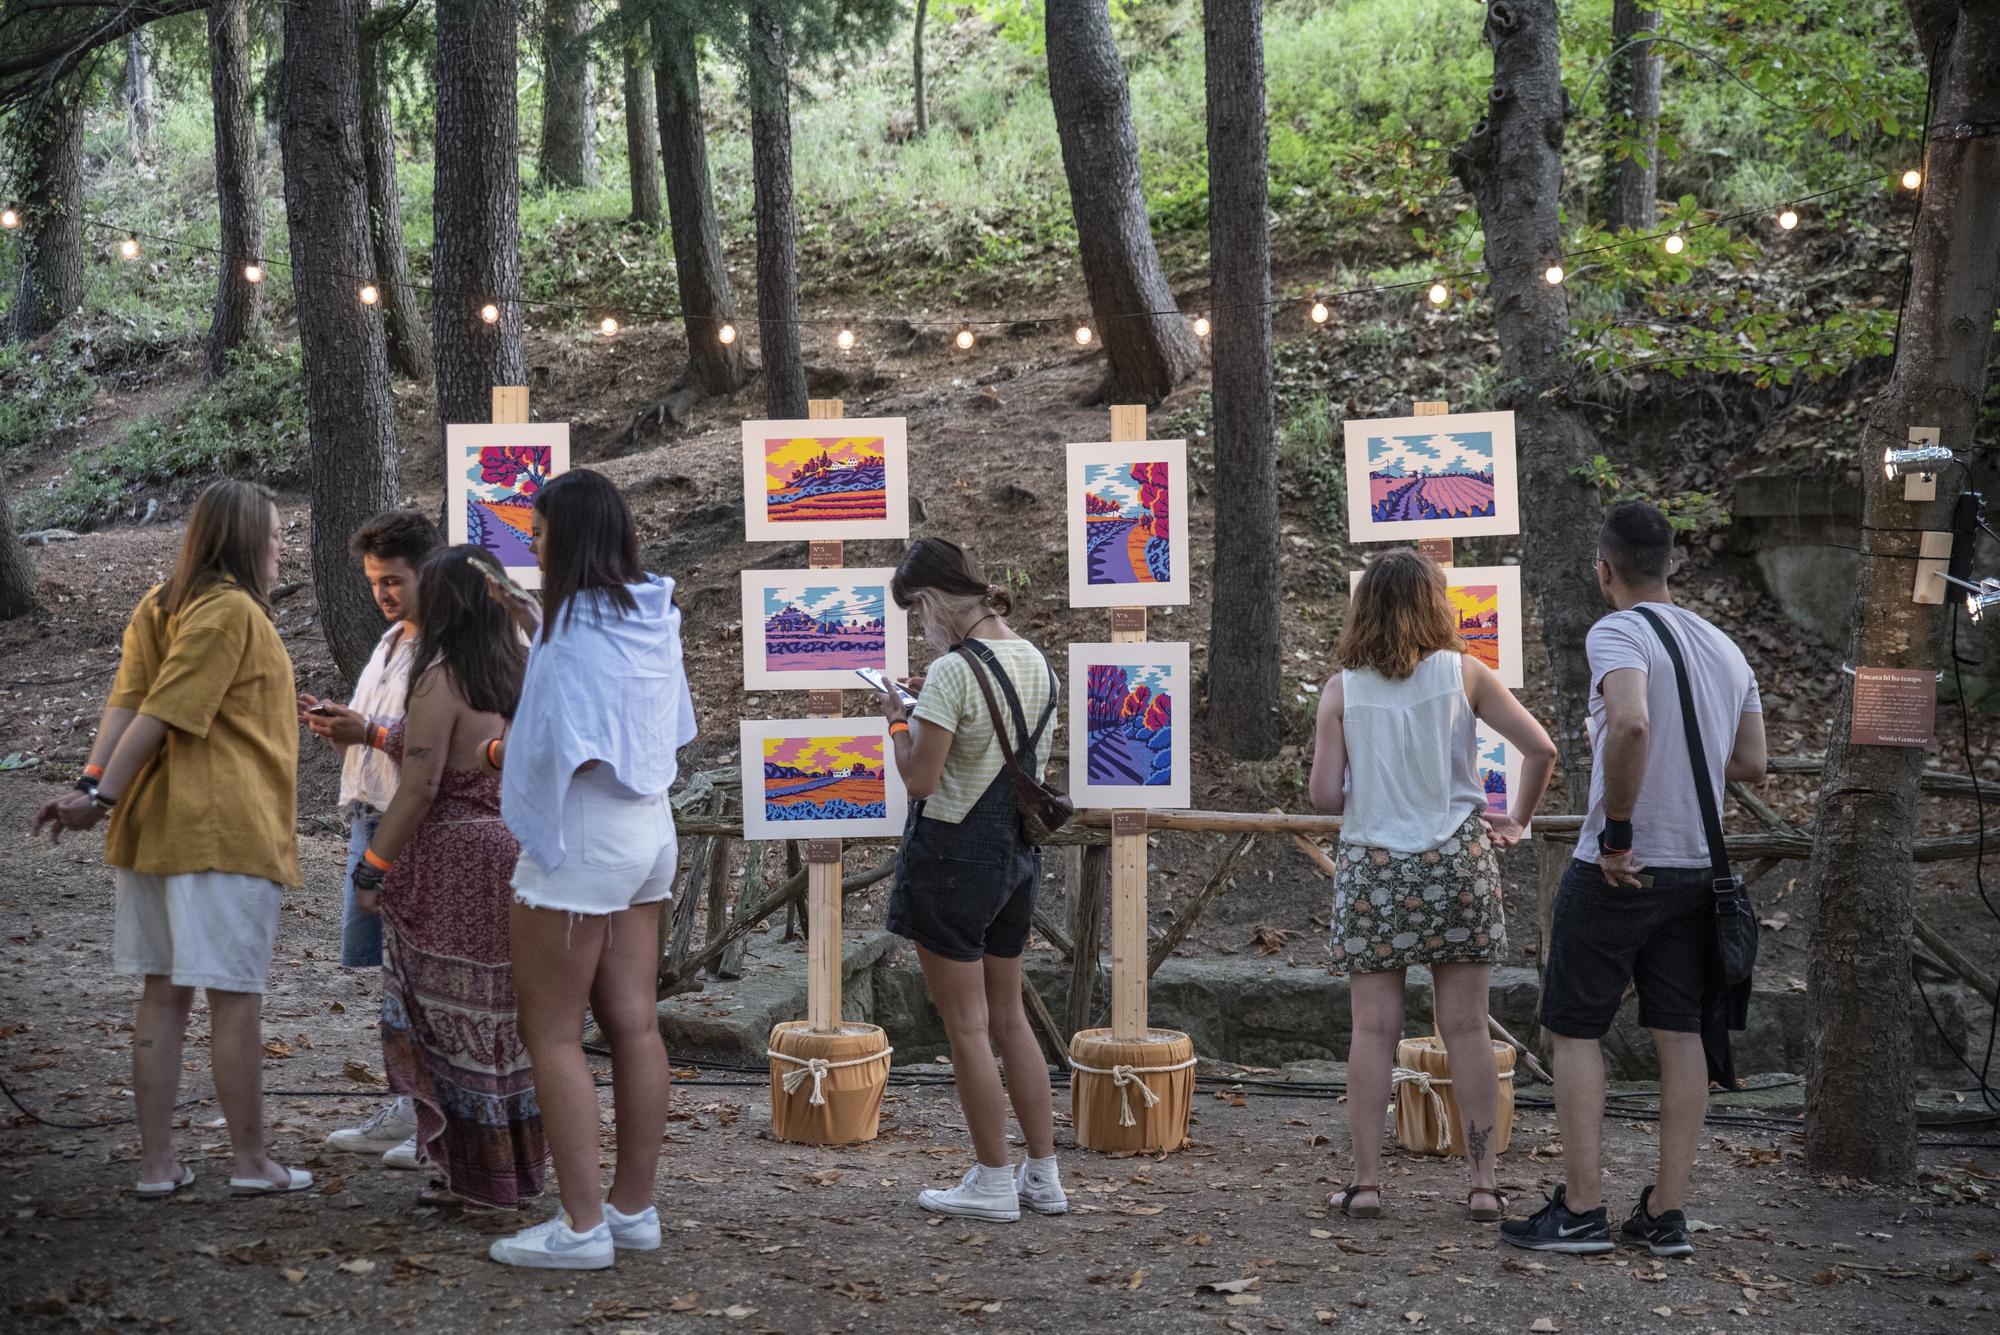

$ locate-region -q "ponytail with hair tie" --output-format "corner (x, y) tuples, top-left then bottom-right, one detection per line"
(985, 583), (1003, 602)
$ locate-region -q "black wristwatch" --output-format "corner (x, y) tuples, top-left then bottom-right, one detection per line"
(1601, 816), (1634, 855)
(73, 775), (99, 796)
(353, 861), (386, 892)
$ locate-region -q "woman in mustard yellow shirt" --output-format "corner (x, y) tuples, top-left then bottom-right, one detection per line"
(32, 480), (311, 1198)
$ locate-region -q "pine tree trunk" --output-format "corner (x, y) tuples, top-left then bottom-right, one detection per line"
(1596, 0), (1660, 231)
(621, 2), (664, 228)
(538, 0), (597, 189)
(1450, 0), (1603, 809)
(1045, 0), (1200, 405)
(1803, 0), (2000, 1181)
(280, 0), (400, 679)
(6, 91), (84, 343)
(434, 0), (526, 432)
(124, 30), (156, 157)
(362, 6), (434, 382)
(0, 489), (36, 620)
(747, 3), (807, 420)
(205, 0), (264, 382)
(1200, 0), (1281, 759)
(653, 8), (748, 396)
(913, 0), (929, 136)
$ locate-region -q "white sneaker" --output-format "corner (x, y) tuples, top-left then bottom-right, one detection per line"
(488, 1212), (615, 1270)
(325, 1097), (416, 1153)
(1015, 1161), (1069, 1215)
(918, 1165), (1021, 1222)
(604, 1202), (662, 1251)
(380, 1135), (422, 1170)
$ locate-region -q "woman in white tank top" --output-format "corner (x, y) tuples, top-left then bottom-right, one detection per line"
(1308, 550), (1556, 1225)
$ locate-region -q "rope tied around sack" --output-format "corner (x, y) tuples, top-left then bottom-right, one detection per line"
(1391, 1064), (1516, 1151)
(1068, 1055), (1198, 1127)
(767, 1045), (894, 1106)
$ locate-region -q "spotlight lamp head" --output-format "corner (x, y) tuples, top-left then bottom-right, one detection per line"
(1882, 443), (1957, 480)
(1971, 583), (2000, 623)
(1663, 232), (1686, 255)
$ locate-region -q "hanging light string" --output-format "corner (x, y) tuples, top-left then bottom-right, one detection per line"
(0, 166), (1917, 339)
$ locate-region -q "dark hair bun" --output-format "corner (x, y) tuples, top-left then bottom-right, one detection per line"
(984, 582), (1014, 616)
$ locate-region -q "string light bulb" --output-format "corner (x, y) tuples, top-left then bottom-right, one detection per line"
(1901, 168), (1922, 191)
(1663, 232), (1685, 255)
(242, 262), (263, 283)
(718, 322), (738, 344)
(1, 206), (19, 229)
(119, 237), (140, 260)
(599, 316), (620, 337)
(955, 327), (975, 351)
(1309, 300), (1329, 325)
(1427, 283), (1449, 306)
(480, 302), (500, 324)
(359, 283), (380, 305)
(1777, 207), (1799, 231)
(1073, 324), (1093, 346)
(1543, 263), (1566, 285)
(836, 325), (856, 351)
(1192, 314), (1211, 338)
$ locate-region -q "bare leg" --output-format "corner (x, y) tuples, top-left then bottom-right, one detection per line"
(1649, 1030), (1708, 1212)
(914, 945), (1010, 1167)
(511, 903), (609, 1229)
(1340, 968), (1407, 1210)
(1551, 1033), (1606, 1212)
(1432, 963), (1500, 1200)
(208, 988), (290, 1186)
(133, 976), (194, 1183)
(592, 904), (671, 1216)
(979, 954), (1055, 1160)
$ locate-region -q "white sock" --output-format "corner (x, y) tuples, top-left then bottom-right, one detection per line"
(974, 1163), (1015, 1191)
(605, 1201), (651, 1220)
(1025, 1153), (1058, 1180)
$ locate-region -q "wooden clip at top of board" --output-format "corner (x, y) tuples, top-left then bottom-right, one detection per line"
(1412, 399), (1450, 416)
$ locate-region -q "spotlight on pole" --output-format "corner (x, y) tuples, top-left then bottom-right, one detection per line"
(1882, 443), (1957, 480)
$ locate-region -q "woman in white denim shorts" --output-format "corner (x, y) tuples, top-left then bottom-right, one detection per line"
(482, 470), (697, 1270)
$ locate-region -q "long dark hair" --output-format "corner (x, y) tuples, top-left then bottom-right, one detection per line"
(407, 546), (527, 718)
(159, 479), (277, 616)
(534, 469), (642, 642)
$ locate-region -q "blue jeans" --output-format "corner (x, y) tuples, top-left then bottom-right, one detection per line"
(340, 802), (385, 968)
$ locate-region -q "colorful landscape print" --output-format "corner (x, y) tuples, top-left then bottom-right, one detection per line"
(463, 446), (549, 568)
(1449, 582), (1502, 672)
(1366, 430), (1497, 526)
(762, 584), (888, 673)
(762, 734), (888, 822)
(1083, 663), (1175, 788)
(1081, 461), (1171, 587)
(1477, 730), (1510, 817)
(762, 434), (888, 525)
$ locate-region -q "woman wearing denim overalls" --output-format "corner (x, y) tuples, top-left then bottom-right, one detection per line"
(875, 538), (1065, 1223)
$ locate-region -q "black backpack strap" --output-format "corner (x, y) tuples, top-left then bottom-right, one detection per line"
(1631, 606), (1732, 886)
(960, 639), (1055, 756)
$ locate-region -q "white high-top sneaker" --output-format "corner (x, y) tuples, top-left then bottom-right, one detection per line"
(1015, 1159), (1069, 1215)
(918, 1164), (1021, 1222)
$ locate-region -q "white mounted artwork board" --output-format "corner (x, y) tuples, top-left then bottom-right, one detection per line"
(740, 568), (910, 691)
(742, 416), (910, 541)
(1067, 641), (1193, 810)
(1342, 410), (1519, 544)
(1065, 439), (1192, 608)
(445, 422), (572, 590)
(740, 717), (908, 839)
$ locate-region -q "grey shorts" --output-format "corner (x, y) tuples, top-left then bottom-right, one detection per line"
(114, 869), (285, 993)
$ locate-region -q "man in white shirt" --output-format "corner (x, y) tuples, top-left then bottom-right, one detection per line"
(1504, 502), (1765, 1261)
(296, 510), (438, 1167)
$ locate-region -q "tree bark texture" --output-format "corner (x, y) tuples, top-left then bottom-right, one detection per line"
(912, 0), (929, 136)
(0, 489), (35, 619)
(1804, 0), (2000, 1181)
(621, 1), (665, 228)
(653, 10), (748, 395)
(361, 7), (434, 382)
(6, 91), (84, 343)
(747, 4), (807, 419)
(205, 0), (265, 382)
(279, 0), (400, 679)
(1596, 0), (1660, 231)
(1201, 0), (1282, 758)
(434, 0), (526, 432)
(537, 0), (598, 189)
(1449, 0), (1603, 807)
(1045, 0), (1200, 405)
(124, 30), (156, 155)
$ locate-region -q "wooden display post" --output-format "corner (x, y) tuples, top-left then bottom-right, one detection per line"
(492, 385), (531, 424)
(767, 396), (892, 1144)
(1412, 399), (1453, 567)
(1069, 404), (1195, 1154)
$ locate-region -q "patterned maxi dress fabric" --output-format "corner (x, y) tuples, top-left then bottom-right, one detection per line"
(378, 723), (547, 1207)
(1331, 809), (1508, 974)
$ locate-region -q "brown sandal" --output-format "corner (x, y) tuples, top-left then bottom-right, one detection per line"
(1467, 1187), (1506, 1223)
(1329, 1184), (1382, 1219)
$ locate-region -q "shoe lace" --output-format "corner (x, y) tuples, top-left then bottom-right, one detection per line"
(355, 1103), (394, 1135)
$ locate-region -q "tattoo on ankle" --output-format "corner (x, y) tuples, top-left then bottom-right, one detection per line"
(1466, 1121), (1490, 1170)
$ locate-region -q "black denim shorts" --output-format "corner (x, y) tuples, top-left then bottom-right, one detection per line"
(886, 773), (1040, 963)
(1539, 859), (1713, 1039)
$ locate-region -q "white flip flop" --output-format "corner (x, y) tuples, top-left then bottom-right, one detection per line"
(229, 1166), (314, 1196)
(134, 1163), (196, 1198)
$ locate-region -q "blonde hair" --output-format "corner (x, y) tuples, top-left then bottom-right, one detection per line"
(1336, 548), (1464, 680)
(158, 479), (278, 617)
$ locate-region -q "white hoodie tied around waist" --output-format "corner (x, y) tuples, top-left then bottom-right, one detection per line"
(502, 574), (698, 874)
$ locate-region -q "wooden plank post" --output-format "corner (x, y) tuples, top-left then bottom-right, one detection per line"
(805, 397), (846, 1033)
(1106, 402), (1150, 1041)
(1411, 399), (1452, 567)
(492, 385), (531, 424)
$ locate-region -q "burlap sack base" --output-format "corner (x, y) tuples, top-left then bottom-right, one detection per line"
(1069, 1027), (1196, 1155)
(767, 1020), (891, 1147)
(1392, 1035), (1517, 1159)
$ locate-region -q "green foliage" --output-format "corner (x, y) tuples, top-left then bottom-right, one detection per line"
(0, 344), (94, 458)
(1572, 453), (1731, 534)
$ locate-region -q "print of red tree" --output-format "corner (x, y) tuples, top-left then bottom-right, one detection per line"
(1131, 462), (1170, 538)
(479, 447), (552, 496)
(1084, 492), (1122, 516)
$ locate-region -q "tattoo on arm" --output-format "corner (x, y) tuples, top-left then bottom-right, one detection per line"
(1466, 1121), (1491, 1170)
(406, 746), (432, 760)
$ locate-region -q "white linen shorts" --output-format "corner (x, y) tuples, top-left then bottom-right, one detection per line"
(113, 869), (285, 994)
(511, 767), (677, 917)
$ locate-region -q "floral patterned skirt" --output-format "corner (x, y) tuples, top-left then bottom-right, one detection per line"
(1331, 809), (1507, 975)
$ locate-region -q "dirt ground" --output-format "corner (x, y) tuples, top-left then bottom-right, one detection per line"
(2, 797), (1997, 1335)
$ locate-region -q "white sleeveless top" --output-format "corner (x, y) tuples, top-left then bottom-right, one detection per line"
(1338, 650), (1485, 853)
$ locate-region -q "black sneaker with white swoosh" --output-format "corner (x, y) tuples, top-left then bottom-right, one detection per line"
(1499, 1185), (1615, 1254)
(1620, 1184), (1694, 1257)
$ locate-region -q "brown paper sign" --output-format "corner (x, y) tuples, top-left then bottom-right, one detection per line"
(1110, 607), (1148, 634)
(1111, 811), (1148, 836)
(805, 689), (844, 716)
(1850, 667), (1935, 748)
(808, 540), (844, 569)
(1418, 537), (1455, 567)
(806, 839), (842, 863)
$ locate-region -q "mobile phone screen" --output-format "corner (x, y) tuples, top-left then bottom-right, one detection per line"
(856, 668), (916, 704)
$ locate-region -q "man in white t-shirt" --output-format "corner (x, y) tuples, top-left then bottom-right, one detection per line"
(295, 510), (438, 1167)
(1504, 502), (1765, 1261)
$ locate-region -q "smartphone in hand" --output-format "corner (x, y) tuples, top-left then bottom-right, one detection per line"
(476, 559), (534, 604)
(855, 667), (917, 706)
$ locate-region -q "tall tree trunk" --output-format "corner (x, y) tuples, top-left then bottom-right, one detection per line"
(362, 5), (434, 382)
(434, 0), (526, 434)
(1450, 0), (1603, 808)
(279, 0), (400, 678)
(747, 3), (806, 419)
(205, 0), (264, 382)
(538, 0), (598, 189)
(261, 2), (283, 156)
(0, 490), (35, 619)
(912, 0), (929, 136)
(621, 0), (664, 228)
(1200, 0), (1280, 758)
(124, 30), (156, 157)
(6, 91), (84, 343)
(1045, 0), (1200, 405)
(1804, 0), (2000, 1181)
(1596, 0), (1660, 231)
(653, 8), (748, 397)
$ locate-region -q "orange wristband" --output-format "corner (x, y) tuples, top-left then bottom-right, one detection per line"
(889, 721), (911, 737)
(484, 738), (504, 770)
(362, 847), (392, 872)
(83, 763), (104, 779)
